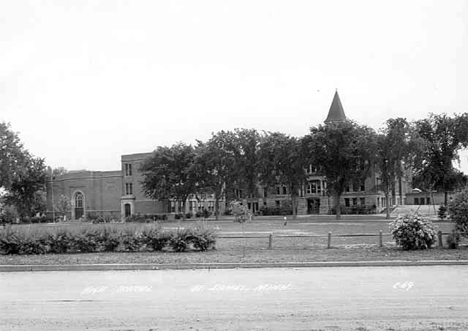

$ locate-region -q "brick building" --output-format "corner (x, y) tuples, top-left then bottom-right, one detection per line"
(46, 92), (411, 219)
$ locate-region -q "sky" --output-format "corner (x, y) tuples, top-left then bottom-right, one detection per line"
(1, 0), (468, 173)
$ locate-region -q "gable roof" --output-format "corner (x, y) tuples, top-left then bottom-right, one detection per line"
(324, 91), (347, 124)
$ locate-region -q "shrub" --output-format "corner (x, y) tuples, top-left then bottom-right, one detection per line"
(95, 225), (121, 252)
(169, 228), (193, 252)
(190, 223), (217, 251)
(45, 227), (71, 254)
(389, 214), (437, 250)
(118, 225), (144, 252)
(448, 189), (468, 238)
(69, 227), (100, 253)
(0, 205), (19, 226)
(438, 205), (447, 221)
(141, 225), (170, 251)
(0, 226), (47, 255)
(446, 230), (461, 249)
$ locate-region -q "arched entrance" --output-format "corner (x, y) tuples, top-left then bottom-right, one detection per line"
(124, 203), (132, 217)
(74, 191), (85, 219)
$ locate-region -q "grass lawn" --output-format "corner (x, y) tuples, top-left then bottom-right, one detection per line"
(1, 217), (466, 265)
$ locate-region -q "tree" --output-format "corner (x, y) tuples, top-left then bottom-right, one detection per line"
(304, 121), (377, 220)
(55, 194), (71, 220)
(412, 113), (468, 205)
(0, 122), (28, 190)
(5, 157), (47, 220)
(47, 166), (68, 177)
(194, 131), (238, 220)
(229, 128), (261, 205)
(139, 143), (198, 220)
(375, 118), (416, 219)
(258, 132), (308, 219)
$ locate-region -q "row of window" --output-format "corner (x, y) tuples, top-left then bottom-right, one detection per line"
(169, 201), (215, 213)
(345, 182), (366, 192)
(344, 197), (366, 207)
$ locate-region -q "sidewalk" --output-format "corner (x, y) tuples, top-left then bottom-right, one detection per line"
(1, 260), (467, 272)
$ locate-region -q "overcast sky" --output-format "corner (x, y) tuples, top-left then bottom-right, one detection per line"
(1, 0), (467, 173)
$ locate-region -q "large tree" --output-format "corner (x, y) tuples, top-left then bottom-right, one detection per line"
(304, 121), (377, 220)
(258, 132), (308, 219)
(375, 118), (416, 218)
(5, 156), (47, 220)
(0, 122), (28, 190)
(412, 113), (468, 205)
(139, 143), (198, 220)
(194, 131), (238, 220)
(230, 128), (261, 204)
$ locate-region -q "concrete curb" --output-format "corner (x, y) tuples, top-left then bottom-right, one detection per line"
(1, 260), (468, 272)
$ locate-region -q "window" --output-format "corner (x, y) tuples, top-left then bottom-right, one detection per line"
(360, 197), (365, 205)
(414, 198), (419, 205)
(198, 202), (204, 211)
(263, 188), (268, 198)
(125, 183), (133, 195)
(352, 198), (358, 205)
(275, 200), (280, 207)
(170, 201), (176, 213)
(208, 201), (214, 212)
(276, 186), (280, 195)
(125, 163), (132, 176)
(299, 187), (304, 197)
(305, 165), (318, 174)
(345, 198), (350, 207)
(282, 186), (287, 195)
(345, 184), (350, 192)
(426, 197), (430, 205)
(360, 182), (365, 191)
(352, 182), (359, 192)
(307, 180), (321, 194)
(75, 192), (83, 208)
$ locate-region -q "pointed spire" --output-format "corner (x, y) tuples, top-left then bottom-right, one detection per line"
(324, 90), (347, 124)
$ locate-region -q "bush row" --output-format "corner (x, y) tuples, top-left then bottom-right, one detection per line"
(330, 205), (376, 215)
(0, 223), (217, 255)
(258, 205), (293, 216)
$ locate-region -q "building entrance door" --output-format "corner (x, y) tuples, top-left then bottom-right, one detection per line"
(307, 198), (320, 214)
(74, 192), (84, 219)
(124, 203), (132, 217)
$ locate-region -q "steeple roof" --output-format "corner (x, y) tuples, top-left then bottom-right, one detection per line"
(324, 91), (347, 124)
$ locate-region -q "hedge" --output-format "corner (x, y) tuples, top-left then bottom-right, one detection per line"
(0, 223), (217, 255)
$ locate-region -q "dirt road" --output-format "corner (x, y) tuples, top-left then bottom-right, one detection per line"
(1, 266), (467, 330)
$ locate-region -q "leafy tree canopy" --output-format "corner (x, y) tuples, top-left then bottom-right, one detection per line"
(412, 113), (468, 204)
(304, 120), (377, 219)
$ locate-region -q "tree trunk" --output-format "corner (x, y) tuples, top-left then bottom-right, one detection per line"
(182, 199), (187, 221)
(385, 193), (390, 219)
(291, 195), (297, 220)
(444, 191), (448, 206)
(398, 176), (403, 205)
(215, 194), (220, 221)
(335, 193), (341, 220)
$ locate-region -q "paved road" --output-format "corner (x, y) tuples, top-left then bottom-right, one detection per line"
(1, 266), (467, 331)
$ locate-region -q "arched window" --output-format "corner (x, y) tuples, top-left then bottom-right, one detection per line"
(74, 192), (84, 219)
(75, 192), (83, 208)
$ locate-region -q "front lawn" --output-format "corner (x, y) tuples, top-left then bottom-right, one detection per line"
(1, 218), (466, 265)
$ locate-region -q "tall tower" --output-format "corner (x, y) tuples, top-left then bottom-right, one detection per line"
(324, 90), (347, 124)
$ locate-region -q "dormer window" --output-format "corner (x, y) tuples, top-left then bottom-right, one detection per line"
(306, 165), (318, 174)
